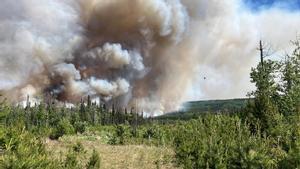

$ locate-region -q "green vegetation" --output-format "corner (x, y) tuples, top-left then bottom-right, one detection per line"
(184, 98), (248, 112)
(0, 39), (299, 168)
(173, 114), (300, 168)
(0, 126), (100, 169)
(157, 98), (249, 120)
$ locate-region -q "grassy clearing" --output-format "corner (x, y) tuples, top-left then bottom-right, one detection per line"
(45, 135), (178, 169)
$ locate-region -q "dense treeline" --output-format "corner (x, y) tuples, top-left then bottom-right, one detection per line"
(0, 39), (299, 169)
(3, 95), (147, 138)
(156, 99), (249, 121)
(0, 95), (146, 168)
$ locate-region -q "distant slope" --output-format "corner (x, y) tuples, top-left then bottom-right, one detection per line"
(156, 98), (249, 120)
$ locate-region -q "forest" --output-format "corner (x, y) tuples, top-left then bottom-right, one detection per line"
(0, 39), (299, 169)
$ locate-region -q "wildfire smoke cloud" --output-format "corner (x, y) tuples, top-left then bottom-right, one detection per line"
(0, 0), (300, 115)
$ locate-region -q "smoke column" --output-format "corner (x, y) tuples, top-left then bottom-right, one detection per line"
(0, 0), (300, 115)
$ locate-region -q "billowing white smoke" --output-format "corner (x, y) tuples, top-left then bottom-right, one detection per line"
(86, 43), (130, 69)
(180, 0), (300, 102)
(52, 63), (81, 82)
(90, 77), (130, 99)
(0, 0), (83, 98)
(0, 0), (300, 115)
(51, 62), (130, 100)
(85, 43), (144, 70)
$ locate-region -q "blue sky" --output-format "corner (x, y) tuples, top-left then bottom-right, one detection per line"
(244, 0), (300, 11)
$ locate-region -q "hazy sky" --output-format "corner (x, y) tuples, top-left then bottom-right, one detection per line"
(184, 0), (300, 101)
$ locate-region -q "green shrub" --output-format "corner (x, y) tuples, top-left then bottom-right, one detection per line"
(49, 118), (75, 140)
(107, 133), (118, 145)
(86, 149), (101, 169)
(73, 121), (87, 134)
(108, 125), (130, 145)
(64, 150), (81, 169)
(173, 115), (287, 169)
(72, 142), (85, 153)
(0, 127), (99, 169)
(142, 125), (166, 145)
(0, 127), (61, 169)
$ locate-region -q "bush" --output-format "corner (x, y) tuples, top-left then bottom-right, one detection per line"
(108, 125), (130, 145)
(72, 142), (85, 153)
(173, 115), (287, 169)
(0, 126), (100, 169)
(142, 125), (165, 145)
(73, 121), (87, 134)
(49, 118), (75, 140)
(0, 127), (61, 169)
(64, 150), (80, 169)
(86, 149), (101, 169)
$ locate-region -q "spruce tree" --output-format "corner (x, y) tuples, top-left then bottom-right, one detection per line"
(278, 39), (300, 115)
(247, 41), (279, 132)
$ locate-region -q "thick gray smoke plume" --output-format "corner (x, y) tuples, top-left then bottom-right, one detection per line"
(0, 0), (300, 115)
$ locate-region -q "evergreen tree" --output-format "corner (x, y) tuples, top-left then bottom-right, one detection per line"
(278, 39), (300, 115)
(247, 41), (279, 132)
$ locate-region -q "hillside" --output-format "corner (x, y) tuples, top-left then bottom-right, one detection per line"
(156, 98), (249, 120)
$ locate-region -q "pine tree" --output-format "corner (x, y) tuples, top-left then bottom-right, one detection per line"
(247, 41), (279, 132)
(278, 39), (300, 115)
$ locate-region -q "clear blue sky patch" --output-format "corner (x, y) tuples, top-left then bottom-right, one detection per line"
(244, 0), (300, 11)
